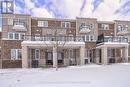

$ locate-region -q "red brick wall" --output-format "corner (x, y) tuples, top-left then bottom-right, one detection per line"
(1, 40), (22, 68)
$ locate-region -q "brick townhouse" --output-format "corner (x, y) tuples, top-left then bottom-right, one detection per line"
(0, 13), (129, 68)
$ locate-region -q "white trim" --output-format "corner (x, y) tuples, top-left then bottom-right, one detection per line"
(35, 49), (40, 60)
(101, 24), (109, 30)
(8, 32), (25, 40)
(61, 22), (71, 28)
(11, 49), (22, 60)
(38, 21), (48, 27)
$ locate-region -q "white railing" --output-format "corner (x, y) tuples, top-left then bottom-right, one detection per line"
(24, 35), (84, 42)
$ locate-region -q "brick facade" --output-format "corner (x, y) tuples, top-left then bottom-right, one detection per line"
(0, 14), (130, 68)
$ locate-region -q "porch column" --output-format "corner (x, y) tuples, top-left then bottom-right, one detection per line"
(123, 46), (128, 62)
(96, 49), (100, 64)
(101, 46), (108, 64)
(80, 46), (85, 65)
(53, 47), (57, 68)
(22, 46), (28, 68)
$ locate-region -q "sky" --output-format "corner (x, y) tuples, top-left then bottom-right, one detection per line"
(0, 0), (130, 31)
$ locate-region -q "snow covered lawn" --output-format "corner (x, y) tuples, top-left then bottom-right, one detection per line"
(0, 63), (130, 87)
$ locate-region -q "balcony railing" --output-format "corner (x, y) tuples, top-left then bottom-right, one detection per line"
(117, 30), (130, 35)
(79, 25), (91, 33)
(97, 36), (128, 45)
(13, 22), (27, 31)
(23, 35), (84, 42)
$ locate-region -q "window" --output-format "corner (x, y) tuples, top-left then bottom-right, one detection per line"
(117, 24), (128, 32)
(8, 32), (25, 40)
(11, 49), (22, 60)
(84, 35), (94, 42)
(14, 33), (19, 39)
(8, 32), (13, 39)
(38, 21), (48, 27)
(101, 24), (109, 30)
(20, 33), (25, 40)
(13, 19), (26, 27)
(80, 23), (94, 30)
(35, 49), (40, 60)
(90, 24), (94, 29)
(61, 22), (70, 28)
(8, 18), (13, 25)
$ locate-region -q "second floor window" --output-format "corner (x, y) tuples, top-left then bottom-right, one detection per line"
(117, 24), (128, 32)
(61, 22), (70, 28)
(80, 23), (94, 30)
(84, 35), (94, 42)
(13, 19), (26, 27)
(8, 32), (25, 40)
(38, 21), (48, 27)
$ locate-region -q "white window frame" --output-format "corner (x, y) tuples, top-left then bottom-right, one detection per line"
(11, 49), (22, 60)
(61, 22), (71, 28)
(38, 21), (48, 27)
(90, 24), (94, 29)
(84, 35), (94, 42)
(8, 18), (13, 25)
(35, 49), (40, 60)
(8, 32), (14, 40)
(19, 33), (25, 40)
(8, 32), (25, 40)
(13, 19), (26, 26)
(80, 23), (94, 30)
(117, 24), (128, 32)
(101, 24), (109, 30)
(14, 33), (19, 40)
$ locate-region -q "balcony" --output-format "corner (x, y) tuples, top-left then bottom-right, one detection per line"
(117, 25), (129, 35)
(24, 35), (84, 42)
(13, 22), (27, 31)
(117, 30), (130, 35)
(79, 25), (91, 33)
(22, 35), (85, 47)
(97, 35), (128, 46)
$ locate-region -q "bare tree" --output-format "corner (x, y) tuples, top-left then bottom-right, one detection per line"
(43, 21), (67, 71)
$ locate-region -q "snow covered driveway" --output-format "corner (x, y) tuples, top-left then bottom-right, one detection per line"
(0, 63), (130, 87)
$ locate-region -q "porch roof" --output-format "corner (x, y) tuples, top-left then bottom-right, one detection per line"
(96, 42), (129, 49)
(22, 41), (85, 48)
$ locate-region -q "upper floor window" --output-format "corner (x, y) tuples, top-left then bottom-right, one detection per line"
(38, 21), (48, 27)
(84, 35), (94, 42)
(11, 49), (22, 60)
(80, 23), (94, 29)
(61, 22), (71, 28)
(8, 32), (25, 40)
(8, 18), (13, 25)
(13, 19), (26, 27)
(101, 24), (109, 30)
(117, 24), (128, 32)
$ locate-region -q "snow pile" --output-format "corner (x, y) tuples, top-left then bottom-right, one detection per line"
(0, 63), (130, 87)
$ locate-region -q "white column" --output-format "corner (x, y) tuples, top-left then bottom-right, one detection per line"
(22, 46), (28, 68)
(101, 46), (108, 64)
(123, 46), (128, 62)
(80, 46), (85, 65)
(95, 49), (99, 64)
(53, 47), (57, 68)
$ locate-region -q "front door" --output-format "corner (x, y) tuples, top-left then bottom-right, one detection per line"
(32, 49), (40, 68)
(57, 51), (64, 65)
(69, 49), (76, 65)
(46, 49), (53, 65)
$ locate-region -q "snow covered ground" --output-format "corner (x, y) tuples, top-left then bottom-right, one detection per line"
(0, 63), (130, 87)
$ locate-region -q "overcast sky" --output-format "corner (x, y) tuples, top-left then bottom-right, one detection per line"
(0, 0), (130, 31)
